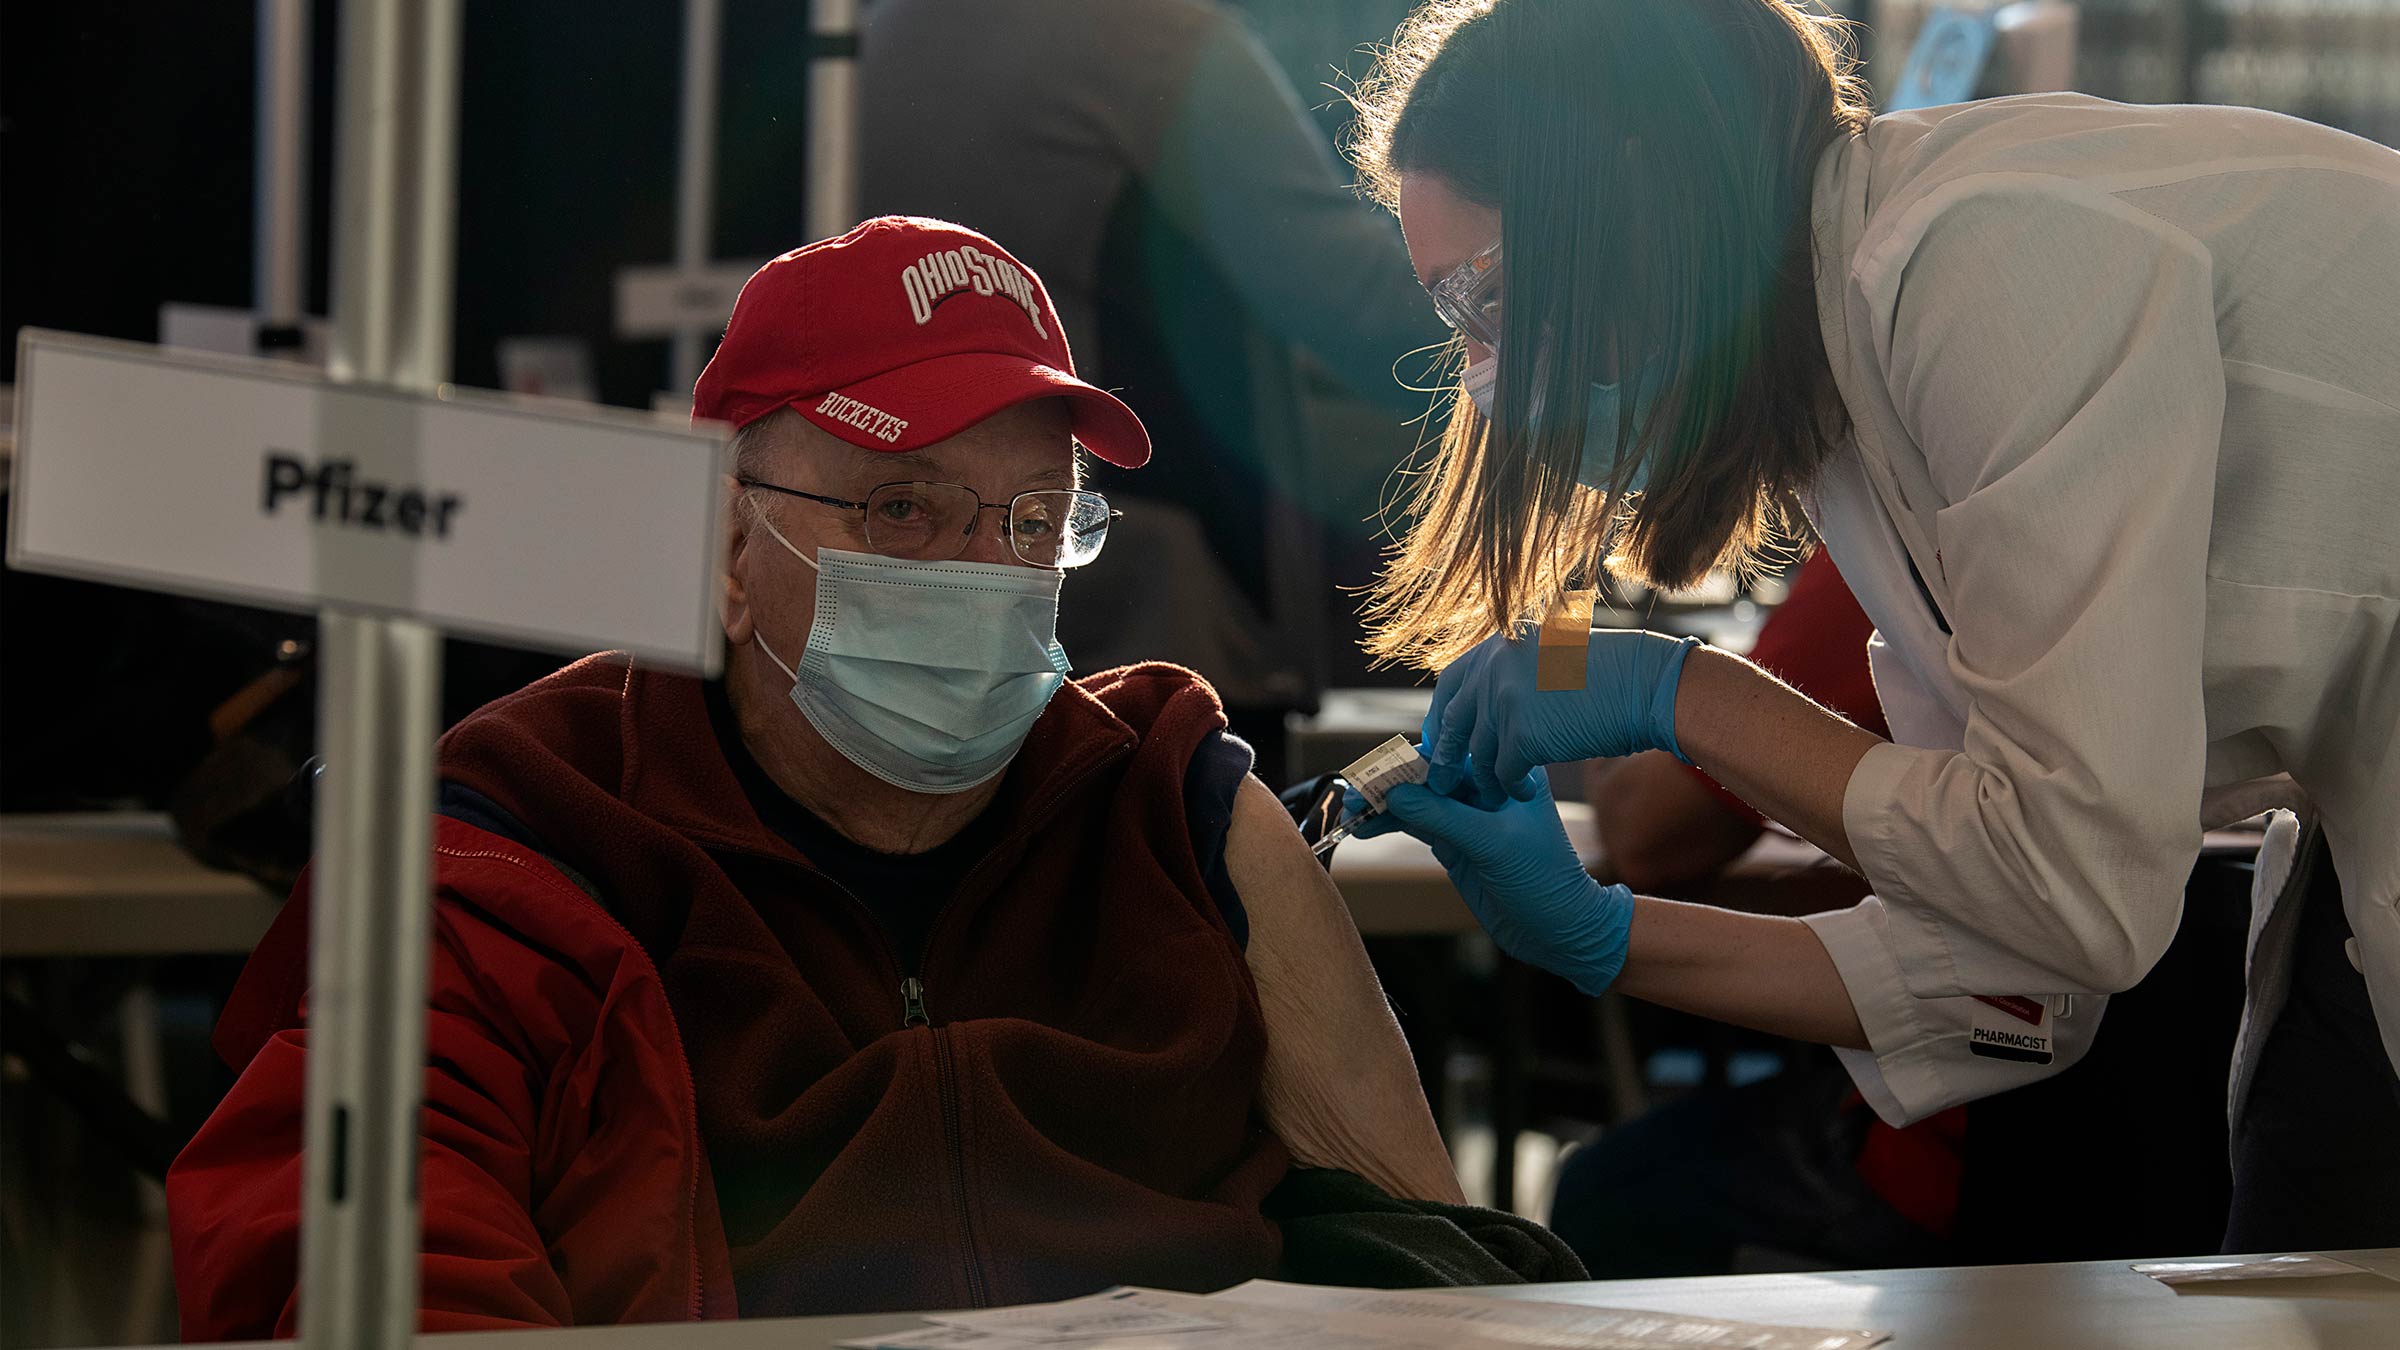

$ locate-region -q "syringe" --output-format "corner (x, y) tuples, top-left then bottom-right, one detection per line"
(1309, 734), (1431, 857)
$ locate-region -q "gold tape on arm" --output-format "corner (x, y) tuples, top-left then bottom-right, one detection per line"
(1535, 589), (1597, 691)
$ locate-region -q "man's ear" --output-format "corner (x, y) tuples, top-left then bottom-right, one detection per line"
(720, 476), (756, 645)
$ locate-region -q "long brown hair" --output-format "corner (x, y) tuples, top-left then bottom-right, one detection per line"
(1349, 0), (1871, 668)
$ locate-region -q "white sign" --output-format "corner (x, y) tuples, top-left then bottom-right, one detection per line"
(614, 259), (767, 338)
(9, 329), (729, 674)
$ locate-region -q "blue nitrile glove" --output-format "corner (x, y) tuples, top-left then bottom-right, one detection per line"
(1421, 626), (1701, 802)
(1345, 786), (1378, 832)
(1374, 767), (1635, 997)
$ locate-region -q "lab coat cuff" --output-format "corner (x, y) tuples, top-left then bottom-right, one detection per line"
(1842, 739), (1969, 996)
(1803, 900), (1955, 1127)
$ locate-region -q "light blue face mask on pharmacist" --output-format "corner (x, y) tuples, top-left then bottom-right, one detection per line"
(750, 508), (1070, 794)
(1461, 355), (1658, 494)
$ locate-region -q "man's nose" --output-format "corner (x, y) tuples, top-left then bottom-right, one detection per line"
(958, 510), (1019, 567)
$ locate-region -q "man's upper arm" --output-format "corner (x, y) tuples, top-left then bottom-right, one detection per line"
(1224, 776), (1464, 1205)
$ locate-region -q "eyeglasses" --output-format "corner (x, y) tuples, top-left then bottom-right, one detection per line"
(737, 477), (1120, 568)
(1425, 236), (1505, 352)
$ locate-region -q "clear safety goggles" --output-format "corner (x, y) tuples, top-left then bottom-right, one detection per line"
(1425, 236), (1505, 352)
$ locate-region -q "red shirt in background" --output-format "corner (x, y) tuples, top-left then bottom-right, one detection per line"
(1691, 549), (1965, 1240)
(1686, 547), (1891, 824)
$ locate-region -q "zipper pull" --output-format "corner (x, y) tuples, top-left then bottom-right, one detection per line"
(900, 976), (929, 1028)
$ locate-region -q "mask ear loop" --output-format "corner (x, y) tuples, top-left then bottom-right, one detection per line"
(754, 629), (799, 684)
(749, 496), (822, 572)
(744, 489), (820, 683)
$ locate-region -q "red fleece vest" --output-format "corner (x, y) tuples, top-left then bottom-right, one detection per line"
(172, 656), (1287, 1332)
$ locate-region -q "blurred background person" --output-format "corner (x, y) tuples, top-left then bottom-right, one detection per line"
(861, 0), (1450, 773)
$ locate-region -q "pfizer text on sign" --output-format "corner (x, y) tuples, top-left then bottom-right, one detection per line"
(9, 330), (728, 674)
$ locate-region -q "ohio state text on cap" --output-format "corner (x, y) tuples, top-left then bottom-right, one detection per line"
(692, 216), (1151, 469)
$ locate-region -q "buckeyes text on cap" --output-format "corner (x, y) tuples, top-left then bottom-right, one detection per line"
(691, 216), (1151, 469)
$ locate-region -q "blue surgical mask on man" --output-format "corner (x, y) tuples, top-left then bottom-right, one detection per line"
(749, 507), (1071, 794)
(1462, 355), (1654, 494)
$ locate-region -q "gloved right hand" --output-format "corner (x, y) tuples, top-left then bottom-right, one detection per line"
(1420, 625), (1701, 803)
(1368, 766), (1635, 997)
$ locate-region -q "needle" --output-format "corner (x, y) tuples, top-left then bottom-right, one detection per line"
(1310, 814), (1371, 857)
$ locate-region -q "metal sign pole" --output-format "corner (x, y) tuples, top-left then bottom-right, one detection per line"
(299, 2), (460, 1346)
(669, 0), (725, 397)
(806, 0), (861, 242)
(254, 0), (310, 334)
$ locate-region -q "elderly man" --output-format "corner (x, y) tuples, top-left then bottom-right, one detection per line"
(166, 218), (1495, 1335)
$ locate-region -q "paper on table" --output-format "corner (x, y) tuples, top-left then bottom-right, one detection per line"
(918, 1288), (1226, 1340)
(862, 1283), (1887, 1350)
(1206, 1281), (1889, 1350)
(860, 1291), (1425, 1350)
(2132, 1253), (2384, 1286)
(838, 1325), (1049, 1350)
(848, 1330), (1414, 1350)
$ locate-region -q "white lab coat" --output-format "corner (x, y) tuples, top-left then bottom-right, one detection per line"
(1791, 94), (2400, 1125)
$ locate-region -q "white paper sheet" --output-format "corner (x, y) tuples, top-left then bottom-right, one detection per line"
(838, 1326), (1048, 1350)
(1205, 1281), (1888, 1350)
(853, 1332), (1421, 1350)
(881, 1284), (1887, 1350)
(919, 1289), (1226, 1340)
(2132, 1253), (2384, 1286)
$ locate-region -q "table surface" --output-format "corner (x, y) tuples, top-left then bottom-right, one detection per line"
(116, 1249), (2398, 1350)
(3, 802), (1530, 954)
(0, 812), (284, 958)
(0, 806), (2263, 954)
(1329, 801), (1835, 935)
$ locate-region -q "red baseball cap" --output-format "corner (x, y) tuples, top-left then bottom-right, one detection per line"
(691, 216), (1150, 468)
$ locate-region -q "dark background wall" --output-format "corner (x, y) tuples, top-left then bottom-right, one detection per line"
(2, 2), (832, 404)
(0, 1), (1447, 395)
(1, 3), (843, 809)
(3, 2), (326, 378)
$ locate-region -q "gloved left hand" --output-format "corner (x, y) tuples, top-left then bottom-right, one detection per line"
(1422, 625), (1700, 801)
(1360, 767), (1635, 997)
